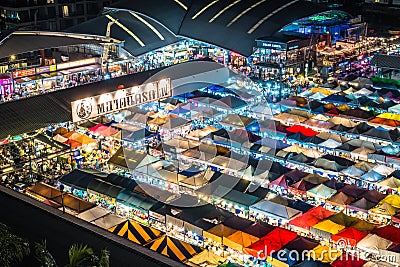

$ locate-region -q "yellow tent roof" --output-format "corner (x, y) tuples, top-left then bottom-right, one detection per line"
(370, 202), (398, 216)
(203, 224), (237, 244)
(312, 220), (346, 234)
(378, 113), (400, 122)
(222, 231), (259, 252)
(73, 134), (97, 145)
(380, 194), (400, 209)
(189, 250), (226, 265)
(310, 88), (334, 96)
(307, 245), (341, 263)
(378, 177), (400, 189)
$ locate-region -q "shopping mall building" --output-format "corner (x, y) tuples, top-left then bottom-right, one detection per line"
(0, 0), (368, 98)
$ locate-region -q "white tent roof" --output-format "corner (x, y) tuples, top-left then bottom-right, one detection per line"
(372, 165), (394, 176)
(341, 166), (365, 177)
(249, 200), (302, 220)
(389, 103), (400, 114)
(356, 234), (392, 254)
(354, 88), (373, 96)
(319, 139), (342, 149)
(309, 92), (328, 100)
(77, 206), (110, 222)
(92, 214), (126, 229)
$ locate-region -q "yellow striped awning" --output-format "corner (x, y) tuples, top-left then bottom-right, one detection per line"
(108, 220), (162, 245)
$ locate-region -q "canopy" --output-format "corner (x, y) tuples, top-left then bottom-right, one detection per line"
(307, 184), (337, 199)
(351, 220), (377, 233)
(347, 198), (376, 212)
(289, 206), (333, 230)
(329, 117), (358, 128)
(222, 231), (259, 252)
(92, 214), (126, 229)
(160, 117), (189, 130)
(220, 114), (255, 128)
(243, 228), (297, 258)
(341, 166), (365, 178)
(203, 224), (236, 244)
(212, 95), (247, 110)
(360, 190), (386, 204)
(98, 126), (120, 137)
(286, 125), (319, 136)
(285, 237), (319, 255)
(372, 225), (400, 243)
(380, 194), (400, 208)
(378, 176), (400, 189)
(356, 234), (392, 254)
(146, 236), (202, 262)
(360, 170), (385, 182)
(77, 206), (110, 222)
(311, 220), (346, 237)
(329, 212), (359, 227)
(339, 184), (367, 199)
(369, 202), (398, 216)
(331, 257), (366, 267)
(189, 250), (225, 266)
(303, 174), (329, 185)
(274, 113), (307, 124)
(72, 134), (97, 145)
(53, 134), (68, 143)
(331, 227), (367, 247)
(372, 165), (394, 176)
(243, 223), (274, 238)
(250, 200), (302, 221)
(327, 192), (355, 207)
(319, 139), (342, 149)
(307, 245), (341, 263)
(88, 123), (107, 132)
(108, 220), (162, 245)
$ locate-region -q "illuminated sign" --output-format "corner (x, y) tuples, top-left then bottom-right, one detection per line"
(57, 57), (98, 71)
(257, 41), (287, 51)
(71, 79), (171, 122)
(36, 65), (57, 74)
(13, 68), (36, 78)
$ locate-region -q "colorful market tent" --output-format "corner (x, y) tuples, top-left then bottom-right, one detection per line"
(329, 212), (360, 227)
(203, 224), (237, 244)
(72, 134), (97, 145)
(249, 200), (302, 221)
(378, 176), (400, 190)
(189, 250), (226, 266)
(360, 170), (385, 182)
(369, 202), (398, 217)
(339, 184), (367, 199)
(327, 192), (355, 207)
(243, 228), (297, 258)
(92, 214), (126, 229)
(98, 126), (120, 137)
(372, 165), (394, 176)
(286, 125), (319, 136)
(274, 113), (307, 124)
(356, 234), (392, 254)
(331, 227), (367, 247)
(380, 194), (400, 208)
(351, 220), (377, 233)
(289, 206), (334, 230)
(53, 134), (68, 143)
(146, 236), (202, 262)
(331, 256), (366, 267)
(222, 231), (259, 252)
(108, 220), (162, 245)
(307, 184), (337, 199)
(360, 190), (386, 204)
(341, 166), (365, 178)
(303, 174), (329, 185)
(329, 117), (358, 128)
(243, 223), (274, 238)
(310, 220), (346, 238)
(77, 206), (110, 222)
(88, 123), (107, 132)
(284, 237), (319, 255)
(372, 225), (400, 243)
(307, 245), (341, 263)
(347, 198), (376, 213)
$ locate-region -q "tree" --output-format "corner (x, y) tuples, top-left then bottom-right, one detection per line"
(34, 240), (58, 267)
(0, 222), (30, 267)
(66, 244), (110, 267)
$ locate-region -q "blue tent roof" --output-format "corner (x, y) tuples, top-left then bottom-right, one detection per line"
(322, 94), (349, 104)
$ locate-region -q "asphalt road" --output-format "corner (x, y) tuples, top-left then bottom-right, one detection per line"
(0, 188), (183, 267)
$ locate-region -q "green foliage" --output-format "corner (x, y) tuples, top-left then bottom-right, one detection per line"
(0, 222), (30, 267)
(34, 240), (58, 267)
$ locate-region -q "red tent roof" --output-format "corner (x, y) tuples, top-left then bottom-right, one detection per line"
(89, 123), (107, 132)
(372, 225), (400, 243)
(331, 227), (367, 247)
(243, 228), (297, 258)
(308, 205), (335, 220)
(290, 206), (334, 230)
(331, 256), (366, 267)
(64, 139), (82, 149)
(286, 125), (319, 136)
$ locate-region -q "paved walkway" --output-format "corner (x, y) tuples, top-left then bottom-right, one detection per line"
(0, 186), (184, 267)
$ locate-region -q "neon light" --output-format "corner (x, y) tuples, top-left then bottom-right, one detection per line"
(192, 0), (219, 20)
(248, 0), (300, 34)
(209, 0), (241, 23)
(106, 15), (145, 47)
(227, 0), (268, 27)
(130, 12), (164, 41)
(174, 0), (188, 10)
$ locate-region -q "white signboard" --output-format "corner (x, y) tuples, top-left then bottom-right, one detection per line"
(71, 79), (171, 122)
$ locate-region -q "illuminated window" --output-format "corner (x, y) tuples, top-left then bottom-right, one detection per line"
(62, 6), (69, 17)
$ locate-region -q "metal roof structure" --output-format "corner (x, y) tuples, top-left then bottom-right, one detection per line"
(371, 54), (400, 70)
(68, 0), (329, 57)
(0, 31), (121, 59)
